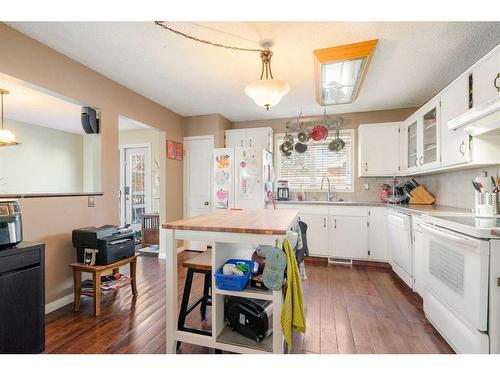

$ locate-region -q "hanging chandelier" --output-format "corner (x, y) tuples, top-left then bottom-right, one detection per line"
(245, 49), (290, 110)
(155, 22), (290, 110)
(0, 89), (20, 147)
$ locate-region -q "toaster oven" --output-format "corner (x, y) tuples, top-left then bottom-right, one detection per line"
(0, 200), (23, 249)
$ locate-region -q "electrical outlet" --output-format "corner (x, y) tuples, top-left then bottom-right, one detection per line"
(88, 196), (95, 208)
(364, 183), (369, 190)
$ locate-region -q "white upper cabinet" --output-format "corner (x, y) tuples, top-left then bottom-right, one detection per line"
(401, 98), (441, 174)
(225, 130), (246, 148)
(225, 127), (273, 152)
(472, 47), (500, 107)
(358, 122), (402, 177)
(419, 98), (441, 171)
(440, 73), (471, 167)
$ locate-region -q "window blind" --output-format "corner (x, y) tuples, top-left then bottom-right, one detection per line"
(275, 130), (354, 191)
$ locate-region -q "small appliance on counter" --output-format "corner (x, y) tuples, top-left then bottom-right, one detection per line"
(224, 296), (273, 342)
(276, 180), (290, 201)
(0, 200), (23, 249)
(72, 225), (134, 265)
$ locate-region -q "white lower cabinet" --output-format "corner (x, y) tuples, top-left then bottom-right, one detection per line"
(298, 213), (330, 257)
(276, 204), (388, 262)
(330, 215), (368, 259)
(412, 217), (424, 296)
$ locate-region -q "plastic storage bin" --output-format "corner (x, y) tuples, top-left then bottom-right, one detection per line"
(214, 259), (255, 291)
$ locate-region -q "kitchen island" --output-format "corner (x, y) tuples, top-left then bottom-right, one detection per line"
(161, 209), (299, 354)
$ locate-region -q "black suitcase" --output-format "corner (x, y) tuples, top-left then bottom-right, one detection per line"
(224, 297), (273, 342)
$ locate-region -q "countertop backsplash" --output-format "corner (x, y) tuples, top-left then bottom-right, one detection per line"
(286, 166), (499, 209)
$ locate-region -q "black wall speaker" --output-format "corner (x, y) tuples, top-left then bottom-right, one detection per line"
(81, 106), (100, 134)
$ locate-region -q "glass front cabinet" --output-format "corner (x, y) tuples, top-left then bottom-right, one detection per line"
(403, 98), (441, 173)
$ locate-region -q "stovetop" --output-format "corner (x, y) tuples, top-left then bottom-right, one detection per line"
(423, 214), (500, 239)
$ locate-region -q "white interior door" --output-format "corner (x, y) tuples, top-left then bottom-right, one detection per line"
(122, 146), (150, 229)
(184, 136), (214, 251)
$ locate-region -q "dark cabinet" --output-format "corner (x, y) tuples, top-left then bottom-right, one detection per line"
(0, 242), (45, 353)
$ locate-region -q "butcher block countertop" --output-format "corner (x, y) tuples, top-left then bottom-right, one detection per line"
(163, 209), (299, 235)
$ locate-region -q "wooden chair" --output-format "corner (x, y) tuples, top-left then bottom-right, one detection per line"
(177, 250), (212, 350)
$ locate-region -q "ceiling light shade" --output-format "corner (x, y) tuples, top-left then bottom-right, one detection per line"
(314, 39), (378, 105)
(245, 49), (290, 110)
(245, 78), (290, 110)
(0, 89), (20, 147)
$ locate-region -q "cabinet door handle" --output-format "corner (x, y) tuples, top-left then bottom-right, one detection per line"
(240, 139), (243, 147)
(323, 218), (326, 228)
(365, 162), (368, 172)
(249, 139), (253, 147)
(419, 156), (424, 166)
(459, 141), (466, 156)
(334, 219), (337, 229)
(494, 73), (500, 92)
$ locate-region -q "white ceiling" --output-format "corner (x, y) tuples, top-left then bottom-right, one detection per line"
(7, 22), (500, 122)
(0, 73), (83, 134)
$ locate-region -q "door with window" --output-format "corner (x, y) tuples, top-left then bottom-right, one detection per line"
(121, 146), (150, 228)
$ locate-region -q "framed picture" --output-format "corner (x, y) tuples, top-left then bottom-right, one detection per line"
(167, 140), (183, 161)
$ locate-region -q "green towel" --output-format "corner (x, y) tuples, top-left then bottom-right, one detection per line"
(281, 238), (306, 352)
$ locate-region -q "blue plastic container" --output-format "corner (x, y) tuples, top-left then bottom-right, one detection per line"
(214, 259), (255, 291)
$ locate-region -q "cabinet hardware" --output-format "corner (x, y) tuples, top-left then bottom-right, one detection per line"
(498, 277), (500, 287)
(334, 219), (337, 229)
(365, 162), (368, 172)
(249, 139), (252, 147)
(240, 140), (243, 147)
(204, 201), (209, 206)
(368, 250), (371, 256)
(459, 141), (466, 156)
(367, 221), (370, 227)
(468, 73), (474, 109)
(419, 156), (424, 166)
(323, 218), (326, 228)
(495, 73), (500, 92)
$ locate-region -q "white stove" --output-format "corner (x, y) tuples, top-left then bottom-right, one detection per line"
(419, 213), (500, 354)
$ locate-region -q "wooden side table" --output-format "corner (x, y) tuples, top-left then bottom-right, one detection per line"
(69, 255), (138, 316)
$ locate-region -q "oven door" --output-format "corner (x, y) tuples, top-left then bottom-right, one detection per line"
(422, 223), (489, 331)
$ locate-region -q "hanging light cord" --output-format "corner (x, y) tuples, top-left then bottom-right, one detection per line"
(154, 21), (264, 53)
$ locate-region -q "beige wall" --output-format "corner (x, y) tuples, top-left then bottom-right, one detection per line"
(183, 113), (231, 147)
(0, 23), (184, 304)
(232, 108), (417, 201)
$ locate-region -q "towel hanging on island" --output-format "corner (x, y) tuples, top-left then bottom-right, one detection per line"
(281, 238), (306, 352)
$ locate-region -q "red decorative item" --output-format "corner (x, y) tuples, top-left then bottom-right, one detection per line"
(311, 124), (328, 141)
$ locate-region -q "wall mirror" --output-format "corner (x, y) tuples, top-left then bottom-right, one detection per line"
(0, 72), (102, 195)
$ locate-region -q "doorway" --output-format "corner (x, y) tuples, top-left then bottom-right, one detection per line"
(183, 135), (214, 251)
(119, 116), (165, 254)
(120, 145), (151, 228)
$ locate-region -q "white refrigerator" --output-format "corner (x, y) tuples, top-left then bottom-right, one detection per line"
(212, 147), (273, 210)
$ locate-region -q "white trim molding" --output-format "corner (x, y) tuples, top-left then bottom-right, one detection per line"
(45, 293), (74, 315)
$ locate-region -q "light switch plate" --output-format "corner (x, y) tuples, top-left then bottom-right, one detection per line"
(88, 196), (95, 207)
(364, 183), (369, 190)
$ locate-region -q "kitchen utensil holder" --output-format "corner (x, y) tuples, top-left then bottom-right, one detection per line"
(475, 191), (498, 217)
(409, 186), (435, 205)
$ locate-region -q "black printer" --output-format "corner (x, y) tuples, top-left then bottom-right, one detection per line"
(72, 225), (135, 265)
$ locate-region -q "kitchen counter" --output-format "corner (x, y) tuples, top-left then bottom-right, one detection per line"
(386, 204), (472, 216)
(274, 200), (386, 207)
(163, 208), (299, 235)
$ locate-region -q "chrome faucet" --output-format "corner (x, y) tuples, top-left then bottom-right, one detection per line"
(320, 176), (335, 201)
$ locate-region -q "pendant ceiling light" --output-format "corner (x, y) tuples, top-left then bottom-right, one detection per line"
(244, 49), (290, 111)
(155, 22), (289, 111)
(0, 89), (20, 147)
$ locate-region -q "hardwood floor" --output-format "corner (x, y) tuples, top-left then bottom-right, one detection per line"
(44, 252), (453, 354)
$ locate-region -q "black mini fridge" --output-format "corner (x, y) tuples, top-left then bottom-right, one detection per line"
(0, 242), (45, 353)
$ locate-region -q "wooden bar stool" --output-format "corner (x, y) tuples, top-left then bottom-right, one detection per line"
(177, 250), (212, 350)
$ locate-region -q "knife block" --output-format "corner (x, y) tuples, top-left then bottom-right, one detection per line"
(409, 186), (435, 205)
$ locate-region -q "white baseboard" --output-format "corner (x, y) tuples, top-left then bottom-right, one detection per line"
(45, 293), (74, 315)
